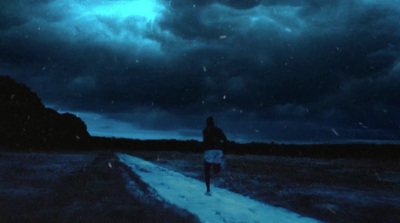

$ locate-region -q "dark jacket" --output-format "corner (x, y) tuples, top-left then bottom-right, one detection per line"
(202, 125), (227, 151)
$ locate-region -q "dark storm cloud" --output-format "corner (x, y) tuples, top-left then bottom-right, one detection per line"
(1, 0), (399, 142)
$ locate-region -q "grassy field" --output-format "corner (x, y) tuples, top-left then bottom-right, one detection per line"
(130, 151), (400, 223)
(0, 152), (199, 223)
(1, 150), (399, 223)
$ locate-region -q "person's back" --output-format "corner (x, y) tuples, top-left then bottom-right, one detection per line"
(203, 117), (227, 150)
(203, 125), (226, 150)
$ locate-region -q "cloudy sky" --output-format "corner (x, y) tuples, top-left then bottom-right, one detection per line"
(1, 0), (399, 143)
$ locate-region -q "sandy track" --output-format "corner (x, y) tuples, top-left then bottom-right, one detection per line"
(118, 153), (321, 223)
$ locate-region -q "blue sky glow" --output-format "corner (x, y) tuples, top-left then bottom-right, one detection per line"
(1, 0), (400, 143)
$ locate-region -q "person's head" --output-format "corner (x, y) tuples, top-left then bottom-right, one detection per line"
(206, 116), (214, 126)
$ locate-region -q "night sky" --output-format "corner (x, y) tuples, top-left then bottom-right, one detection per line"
(1, 0), (399, 143)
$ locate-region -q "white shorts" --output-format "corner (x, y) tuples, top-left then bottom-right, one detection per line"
(204, 150), (225, 167)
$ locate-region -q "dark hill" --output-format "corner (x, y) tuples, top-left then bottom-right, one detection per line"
(0, 76), (89, 149)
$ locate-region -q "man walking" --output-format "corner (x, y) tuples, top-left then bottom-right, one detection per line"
(202, 116), (228, 195)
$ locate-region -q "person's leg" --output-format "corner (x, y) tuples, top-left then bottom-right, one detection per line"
(204, 161), (211, 192)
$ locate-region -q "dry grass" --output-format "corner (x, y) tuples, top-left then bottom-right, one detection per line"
(2, 150), (398, 223)
(0, 152), (199, 223)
